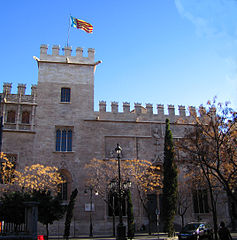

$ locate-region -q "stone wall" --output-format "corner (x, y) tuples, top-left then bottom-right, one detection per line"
(0, 44), (231, 236)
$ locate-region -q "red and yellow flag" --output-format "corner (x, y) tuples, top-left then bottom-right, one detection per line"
(71, 16), (93, 33)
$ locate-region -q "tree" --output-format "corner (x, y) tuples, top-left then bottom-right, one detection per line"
(127, 189), (135, 239)
(32, 191), (65, 240)
(179, 162), (221, 240)
(162, 119), (178, 237)
(0, 154), (64, 194)
(0, 191), (30, 226)
(15, 163), (63, 194)
(0, 152), (16, 185)
(64, 188), (78, 240)
(177, 177), (192, 228)
(177, 100), (237, 230)
(0, 154), (65, 237)
(85, 158), (162, 235)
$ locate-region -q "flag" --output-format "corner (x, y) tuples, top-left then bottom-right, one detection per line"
(71, 16), (93, 33)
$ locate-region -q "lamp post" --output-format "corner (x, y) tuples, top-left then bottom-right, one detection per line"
(115, 143), (127, 240)
(84, 186), (98, 237)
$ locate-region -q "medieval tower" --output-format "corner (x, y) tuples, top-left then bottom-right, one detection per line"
(0, 44), (232, 236)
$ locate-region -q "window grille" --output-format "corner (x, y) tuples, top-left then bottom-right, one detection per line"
(61, 88), (71, 102)
(56, 129), (72, 152)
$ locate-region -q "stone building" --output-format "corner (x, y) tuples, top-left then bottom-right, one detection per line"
(0, 44), (232, 236)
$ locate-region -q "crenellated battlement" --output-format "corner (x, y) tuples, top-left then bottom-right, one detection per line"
(1, 83), (37, 103)
(96, 101), (203, 122)
(1, 83), (203, 122)
(38, 44), (96, 64)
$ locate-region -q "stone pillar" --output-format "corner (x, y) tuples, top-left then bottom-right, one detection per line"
(123, 102), (130, 113)
(168, 105), (175, 116)
(157, 104), (164, 116)
(3, 82), (12, 96)
(52, 45), (60, 56)
(189, 106), (196, 116)
(178, 105), (186, 117)
(111, 101), (118, 113)
(76, 47), (83, 58)
(24, 202), (39, 240)
(99, 101), (106, 112)
(64, 46), (72, 57)
(146, 103), (153, 115)
(134, 103), (142, 114)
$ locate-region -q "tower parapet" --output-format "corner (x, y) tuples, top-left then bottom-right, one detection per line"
(39, 44), (96, 64)
(111, 101), (119, 113)
(178, 105), (186, 117)
(3, 83), (12, 96)
(146, 103), (153, 115)
(17, 84), (26, 96)
(96, 101), (201, 123)
(123, 102), (130, 113)
(1, 83), (37, 102)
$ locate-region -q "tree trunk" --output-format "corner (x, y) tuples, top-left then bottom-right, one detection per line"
(46, 223), (49, 240)
(209, 187), (218, 240)
(112, 211), (116, 237)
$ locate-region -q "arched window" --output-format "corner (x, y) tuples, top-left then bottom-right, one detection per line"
(58, 169), (72, 201)
(58, 175), (68, 201)
(7, 110), (16, 123)
(22, 111), (30, 124)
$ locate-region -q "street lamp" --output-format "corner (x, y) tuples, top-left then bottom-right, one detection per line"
(115, 143), (127, 240)
(84, 186), (98, 237)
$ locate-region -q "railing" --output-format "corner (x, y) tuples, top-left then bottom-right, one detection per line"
(0, 222), (28, 235)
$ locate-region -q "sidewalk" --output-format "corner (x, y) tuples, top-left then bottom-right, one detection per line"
(49, 233), (177, 240)
(49, 231), (237, 240)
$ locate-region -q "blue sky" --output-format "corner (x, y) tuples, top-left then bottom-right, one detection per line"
(1, 0), (237, 112)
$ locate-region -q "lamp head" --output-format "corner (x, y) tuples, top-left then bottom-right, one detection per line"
(115, 143), (122, 154)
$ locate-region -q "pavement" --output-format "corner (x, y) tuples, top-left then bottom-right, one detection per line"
(49, 232), (237, 240)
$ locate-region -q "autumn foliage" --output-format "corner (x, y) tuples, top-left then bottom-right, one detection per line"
(85, 158), (162, 195)
(0, 152), (64, 194)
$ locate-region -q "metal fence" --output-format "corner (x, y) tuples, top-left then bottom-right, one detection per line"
(0, 222), (28, 235)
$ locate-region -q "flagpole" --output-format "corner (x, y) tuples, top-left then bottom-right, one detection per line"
(67, 15), (71, 47)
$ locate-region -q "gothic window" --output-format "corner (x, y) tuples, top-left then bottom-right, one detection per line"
(58, 174), (68, 201)
(22, 111), (30, 124)
(108, 191), (126, 216)
(56, 128), (73, 152)
(61, 88), (71, 103)
(192, 189), (209, 213)
(58, 169), (71, 201)
(7, 110), (16, 123)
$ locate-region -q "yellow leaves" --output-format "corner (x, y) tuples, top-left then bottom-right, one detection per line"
(0, 153), (16, 185)
(84, 158), (162, 196)
(14, 163), (63, 194)
(0, 152), (63, 195)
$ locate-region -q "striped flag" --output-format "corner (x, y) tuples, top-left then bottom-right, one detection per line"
(71, 16), (93, 33)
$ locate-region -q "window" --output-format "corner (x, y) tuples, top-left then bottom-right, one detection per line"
(61, 88), (71, 102)
(56, 128), (72, 152)
(192, 189), (209, 213)
(7, 110), (16, 123)
(22, 111), (30, 124)
(108, 191), (126, 216)
(58, 175), (68, 201)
